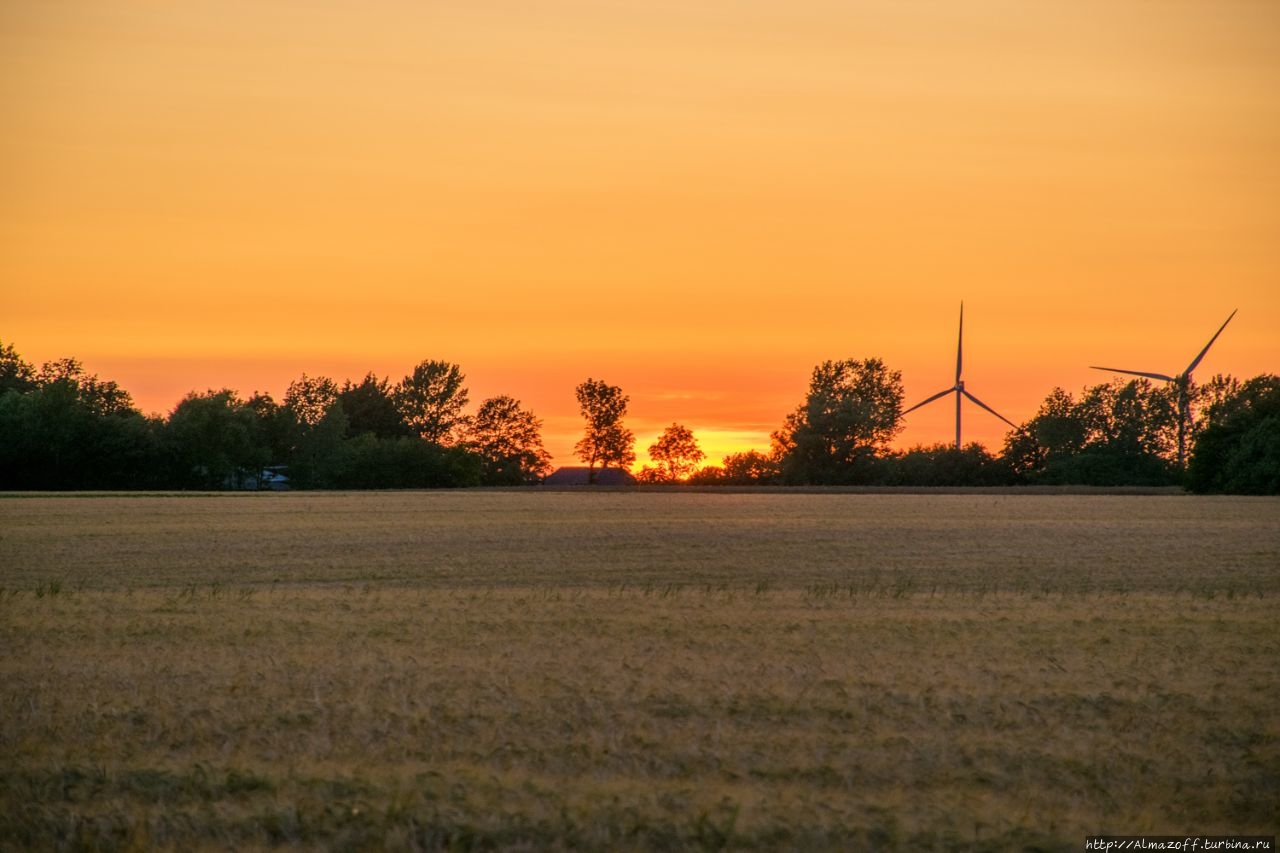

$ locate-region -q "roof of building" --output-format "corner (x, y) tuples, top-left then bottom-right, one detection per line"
(543, 466), (637, 486)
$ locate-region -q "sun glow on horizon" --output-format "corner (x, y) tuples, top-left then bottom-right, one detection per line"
(3, 1), (1278, 467)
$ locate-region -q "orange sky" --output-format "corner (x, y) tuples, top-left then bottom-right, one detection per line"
(3, 1), (1278, 468)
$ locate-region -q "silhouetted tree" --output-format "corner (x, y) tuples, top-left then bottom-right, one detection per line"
(1002, 387), (1082, 477)
(1004, 380), (1179, 485)
(1077, 379), (1178, 459)
(0, 341), (36, 396)
(285, 404), (350, 489)
(331, 434), (482, 489)
(723, 450), (780, 484)
(645, 423), (705, 483)
(0, 371), (162, 489)
(395, 360), (470, 445)
(686, 449), (780, 485)
(466, 395), (552, 485)
(339, 373), (411, 439)
(0, 351), (163, 489)
(165, 390), (269, 489)
(632, 465), (663, 484)
(0, 342), (499, 490)
(37, 357), (135, 417)
(1187, 374), (1280, 494)
(889, 442), (1014, 486)
(1191, 374), (1242, 435)
(283, 374), (339, 428)
(773, 358), (904, 484)
(684, 466), (722, 484)
(245, 392), (291, 468)
(573, 378), (635, 483)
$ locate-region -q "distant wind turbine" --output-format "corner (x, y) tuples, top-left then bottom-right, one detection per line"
(902, 302), (1017, 449)
(1090, 309), (1237, 470)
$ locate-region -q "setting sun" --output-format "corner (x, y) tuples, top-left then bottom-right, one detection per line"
(3, 1), (1278, 469)
(4, 6), (1280, 845)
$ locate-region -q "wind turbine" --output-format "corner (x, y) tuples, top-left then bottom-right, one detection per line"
(1090, 308), (1237, 470)
(902, 302), (1017, 449)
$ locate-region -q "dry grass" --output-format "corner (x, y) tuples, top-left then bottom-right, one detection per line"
(2, 491), (1277, 594)
(1, 492), (1278, 850)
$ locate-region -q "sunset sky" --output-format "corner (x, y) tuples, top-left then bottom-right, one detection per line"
(3, 1), (1278, 467)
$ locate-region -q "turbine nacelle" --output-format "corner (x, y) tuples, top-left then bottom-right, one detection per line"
(901, 302), (1016, 449)
(1089, 309), (1236, 387)
(1089, 309), (1237, 469)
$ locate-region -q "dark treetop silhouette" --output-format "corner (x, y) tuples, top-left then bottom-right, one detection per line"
(1, 328), (1274, 492)
(1091, 309), (1236, 469)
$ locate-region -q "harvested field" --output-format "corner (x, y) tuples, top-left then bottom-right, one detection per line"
(1, 492), (1278, 850)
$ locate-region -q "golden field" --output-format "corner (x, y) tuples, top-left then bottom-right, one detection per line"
(1, 492), (1277, 851)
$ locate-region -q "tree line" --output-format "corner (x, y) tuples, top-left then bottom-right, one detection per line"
(0, 345), (549, 489)
(1, 341), (1276, 493)
(687, 359), (1278, 494)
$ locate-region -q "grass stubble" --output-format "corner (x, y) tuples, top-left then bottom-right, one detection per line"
(1, 492), (1277, 851)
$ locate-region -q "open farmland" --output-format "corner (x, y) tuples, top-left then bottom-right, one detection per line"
(1, 491), (1278, 850)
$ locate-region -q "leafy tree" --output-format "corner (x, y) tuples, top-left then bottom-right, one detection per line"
(466, 395), (552, 485)
(722, 450), (780, 484)
(283, 374), (339, 428)
(245, 392), (291, 467)
(1076, 379), (1178, 461)
(0, 350), (165, 489)
(284, 403), (351, 489)
(645, 423), (705, 483)
(1005, 380), (1179, 486)
(0, 378), (162, 489)
(1187, 374), (1280, 494)
(395, 360), (470, 445)
(1192, 374), (1242, 434)
(773, 358), (904, 485)
(573, 378), (635, 483)
(686, 450), (780, 485)
(684, 466), (722, 484)
(632, 465), (664, 484)
(0, 340), (36, 396)
(165, 390), (269, 489)
(339, 373), (410, 439)
(889, 442), (1014, 486)
(335, 435), (482, 489)
(36, 357), (135, 417)
(1001, 387), (1082, 477)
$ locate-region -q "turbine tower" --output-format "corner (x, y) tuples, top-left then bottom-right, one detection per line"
(902, 302), (1017, 449)
(1090, 309), (1237, 470)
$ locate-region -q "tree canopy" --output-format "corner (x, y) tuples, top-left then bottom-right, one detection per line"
(688, 450), (780, 485)
(0, 339), (1274, 493)
(637, 423), (706, 483)
(167, 390), (270, 489)
(0, 340), (37, 396)
(467, 396), (553, 486)
(772, 358), (904, 485)
(283, 374), (339, 428)
(1003, 379), (1180, 486)
(339, 373), (411, 440)
(573, 378), (635, 483)
(0, 346), (530, 490)
(0, 369), (161, 489)
(396, 360), (470, 445)
(1186, 374), (1280, 494)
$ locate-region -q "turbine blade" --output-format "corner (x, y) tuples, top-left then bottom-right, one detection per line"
(902, 387), (955, 416)
(1090, 366), (1176, 383)
(955, 301), (964, 384)
(961, 389), (1018, 429)
(1183, 308), (1237, 376)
